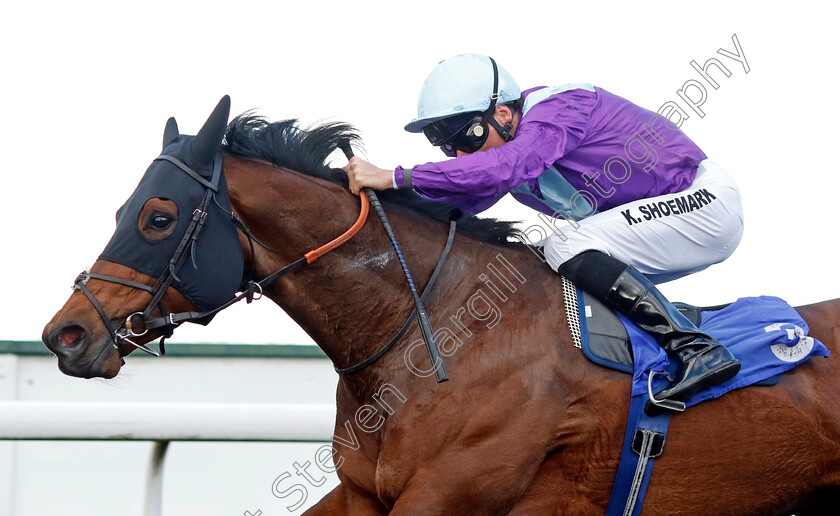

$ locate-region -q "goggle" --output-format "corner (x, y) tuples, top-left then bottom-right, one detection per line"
(423, 111), (489, 157)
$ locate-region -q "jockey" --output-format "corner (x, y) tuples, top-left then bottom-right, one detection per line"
(345, 53), (744, 406)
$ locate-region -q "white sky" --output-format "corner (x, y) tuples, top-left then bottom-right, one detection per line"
(2, 1), (838, 346)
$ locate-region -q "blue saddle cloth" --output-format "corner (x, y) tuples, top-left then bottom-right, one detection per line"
(579, 293), (831, 407)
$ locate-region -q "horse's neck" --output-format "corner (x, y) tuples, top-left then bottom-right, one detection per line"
(224, 157), (512, 395)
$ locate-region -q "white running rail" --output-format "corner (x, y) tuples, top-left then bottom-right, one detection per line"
(0, 402), (336, 516)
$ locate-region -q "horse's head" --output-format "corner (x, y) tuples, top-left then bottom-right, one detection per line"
(42, 96), (245, 378)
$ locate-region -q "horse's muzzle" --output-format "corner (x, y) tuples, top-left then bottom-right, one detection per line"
(42, 322), (120, 379)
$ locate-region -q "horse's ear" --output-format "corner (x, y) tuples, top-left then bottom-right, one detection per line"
(163, 117), (179, 149)
(190, 95), (231, 168)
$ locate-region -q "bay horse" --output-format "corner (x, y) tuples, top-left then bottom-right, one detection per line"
(43, 97), (840, 515)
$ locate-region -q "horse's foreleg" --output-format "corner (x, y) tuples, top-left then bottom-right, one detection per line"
(302, 483), (388, 516)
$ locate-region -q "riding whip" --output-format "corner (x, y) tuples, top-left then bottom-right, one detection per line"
(340, 142), (449, 383)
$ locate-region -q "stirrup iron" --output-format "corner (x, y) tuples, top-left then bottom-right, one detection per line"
(647, 370), (686, 413)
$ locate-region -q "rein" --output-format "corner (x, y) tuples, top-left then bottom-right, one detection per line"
(335, 219), (456, 374)
(73, 151), (457, 376)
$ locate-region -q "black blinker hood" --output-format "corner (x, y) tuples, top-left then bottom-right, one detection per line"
(99, 96), (244, 318)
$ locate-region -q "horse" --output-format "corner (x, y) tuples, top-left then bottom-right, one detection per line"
(42, 97), (840, 515)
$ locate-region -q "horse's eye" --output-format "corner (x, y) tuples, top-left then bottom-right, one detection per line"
(150, 214), (173, 231)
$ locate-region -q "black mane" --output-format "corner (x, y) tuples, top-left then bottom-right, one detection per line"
(221, 114), (523, 246)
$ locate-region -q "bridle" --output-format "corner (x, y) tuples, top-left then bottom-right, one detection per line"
(73, 152), (227, 357)
(72, 150), (456, 376)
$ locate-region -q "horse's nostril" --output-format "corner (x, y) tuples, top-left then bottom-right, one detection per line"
(57, 325), (86, 347)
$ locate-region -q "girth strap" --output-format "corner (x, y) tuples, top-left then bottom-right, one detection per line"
(606, 389), (672, 516)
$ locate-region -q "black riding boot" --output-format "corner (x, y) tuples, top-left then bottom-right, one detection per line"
(558, 251), (741, 405)
(605, 267), (741, 404)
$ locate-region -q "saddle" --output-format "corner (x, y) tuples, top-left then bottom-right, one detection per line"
(561, 277), (789, 388)
(561, 276), (831, 516)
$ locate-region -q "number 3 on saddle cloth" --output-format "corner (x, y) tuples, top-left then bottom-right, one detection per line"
(560, 277), (831, 516)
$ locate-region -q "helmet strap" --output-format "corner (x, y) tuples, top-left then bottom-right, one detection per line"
(487, 117), (514, 142)
(485, 57), (514, 143)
